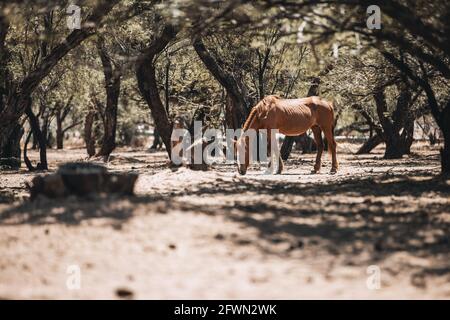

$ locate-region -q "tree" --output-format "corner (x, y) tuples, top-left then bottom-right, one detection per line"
(136, 23), (179, 157)
(54, 95), (81, 149)
(95, 35), (123, 159)
(193, 36), (250, 129)
(254, 0), (450, 172)
(0, 0), (119, 166)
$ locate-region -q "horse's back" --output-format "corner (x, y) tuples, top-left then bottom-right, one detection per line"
(258, 96), (334, 135)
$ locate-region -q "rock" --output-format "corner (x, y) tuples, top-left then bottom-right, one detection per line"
(28, 162), (138, 199)
(104, 173), (138, 196)
(0, 157), (20, 170)
(58, 162), (107, 196)
(29, 174), (67, 200)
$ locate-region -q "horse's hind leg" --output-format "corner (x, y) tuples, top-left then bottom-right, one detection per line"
(311, 125), (324, 173)
(276, 155), (284, 174)
(322, 125), (338, 174)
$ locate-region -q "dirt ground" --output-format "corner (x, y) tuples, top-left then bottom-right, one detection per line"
(0, 141), (449, 299)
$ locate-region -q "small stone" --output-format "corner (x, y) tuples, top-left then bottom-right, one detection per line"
(115, 287), (134, 299)
(215, 233), (225, 240)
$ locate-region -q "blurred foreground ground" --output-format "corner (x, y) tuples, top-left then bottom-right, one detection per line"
(0, 141), (449, 299)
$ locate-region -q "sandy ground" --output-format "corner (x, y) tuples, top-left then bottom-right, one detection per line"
(0, 141), (449, 299)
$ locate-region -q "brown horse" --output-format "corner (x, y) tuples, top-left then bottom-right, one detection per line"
(234, 95), (338, 175)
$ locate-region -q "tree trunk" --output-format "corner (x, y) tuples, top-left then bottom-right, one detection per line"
(439, 105), (450, 174)
(0, 120), (23, 169)
(150, 128), (163, 149)
(401, 117), (415, 154)
(373, 84), (413, 159)
(95, 37), (121, 159)
(384, 134), (406, 159)
(356, 134), (384, 154)
(441, 130), (450, 174)
(136, 24), (178, 157)
(193, 36), (250, 129)
(23, 130), (34, 171)
(84, 111), (96, 157)
(56, 110), (63, 149)
(25, 101), (48, 170)
(96, 84), (119, 158)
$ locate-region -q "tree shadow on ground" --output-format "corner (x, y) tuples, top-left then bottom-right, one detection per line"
(0, 196), (134, 226)
(161, 171), (450, 271)
(0, 168), (448, 278)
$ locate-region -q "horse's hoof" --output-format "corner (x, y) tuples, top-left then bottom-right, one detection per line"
(329, 169), (337, 175)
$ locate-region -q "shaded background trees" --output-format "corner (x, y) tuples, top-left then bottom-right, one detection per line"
(0, 0), (448, 173)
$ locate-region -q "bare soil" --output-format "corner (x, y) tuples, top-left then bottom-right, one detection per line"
(0, 141), (449, 299)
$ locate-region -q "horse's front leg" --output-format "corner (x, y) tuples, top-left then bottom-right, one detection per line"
(266, 130), (283, 174)
(264, 130), (274, 174)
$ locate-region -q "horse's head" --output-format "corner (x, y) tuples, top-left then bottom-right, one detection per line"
(233, 137), (249, 175)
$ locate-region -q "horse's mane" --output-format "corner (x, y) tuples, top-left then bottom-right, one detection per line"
(242, 95), (280, 131)
(242, 107), (258, 131)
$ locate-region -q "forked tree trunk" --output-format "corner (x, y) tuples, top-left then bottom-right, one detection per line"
(136, 24), (178, 157)
(95, 37), (122, 159)
(373, 85), (414, 159)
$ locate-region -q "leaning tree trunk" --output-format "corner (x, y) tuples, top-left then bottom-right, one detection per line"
(136, 24), (178, 157)
(280, 65), (333, 160)
(193, 37), (250, 129)
(356, 134), (384, 154)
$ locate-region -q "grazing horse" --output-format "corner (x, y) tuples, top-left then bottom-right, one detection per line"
(234, 95), (338, 175)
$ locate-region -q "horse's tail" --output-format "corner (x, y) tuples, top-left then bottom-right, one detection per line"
(330, 101), (336, 134)
(328, 101), (337, 155)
